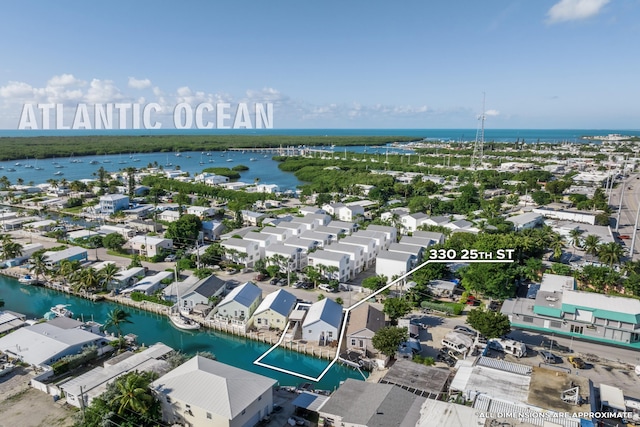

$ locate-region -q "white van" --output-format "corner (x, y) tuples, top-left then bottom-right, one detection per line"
(441, 331), (473, 354)
(488, 338), (527, 358)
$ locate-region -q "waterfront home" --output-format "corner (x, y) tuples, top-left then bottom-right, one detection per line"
(318, 379), (426, 427)
(179, 275), (227, 314)
(99, 194), (129, 214)
(307, 250), (350, 283)
(210, 282), (262, 330)
(0, 310), (27, 335)
(220, 238), (260, 267)
(112, 267), (146, 290)
(250, 288), (297, 330)
(128, 235), (173, 258)
(0, 320), (111, 367)
(60, 343), (173, 409)
(43, 246), (88, 268)
(151, 356), (276, 427)
(302, 298), (343, 344)
(346, 304), (385, 356)
(122, 271), (173, 296)
(122, 204), (154, 220)
(501, 273), (640, 350)
(324, 242), (365, 278)
(375, 250), (414, 280)
(23, 219), (56, 233)
(193, 172), (229, 185)
(2, 242), (43, 267)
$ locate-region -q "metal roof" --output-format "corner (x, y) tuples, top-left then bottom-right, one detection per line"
(302, 298), (343, 329)
(218, 282), (262, 310)
(253, 289), (297, 318)
(151, 356), (276, 419)
(291, 391), (329, 412)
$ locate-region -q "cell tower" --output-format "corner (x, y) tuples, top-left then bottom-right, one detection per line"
(471, 93), (486, 169)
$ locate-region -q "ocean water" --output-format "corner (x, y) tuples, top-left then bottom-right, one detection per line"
(0, 275), (363, 388)
(1, 128), (639, 142)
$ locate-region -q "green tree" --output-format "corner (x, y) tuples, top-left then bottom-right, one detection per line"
(598, 242), (625, 269)
(104, 308), (133, 343)
(29, 252), (50, 283)
(372, 326), (408, 357)
(583, 234), (601, 259)
(460, 263), (518, 299)
(165, 214), (202, 246)
(362, 274), (388, 292)
(549, 233), (566, 261)
(109, 371), (159, 418)
(99, 263), (120, 290)
(383, 298), (412, 325)
(102, 233), (126, 252)
(466, 308), (511, 339)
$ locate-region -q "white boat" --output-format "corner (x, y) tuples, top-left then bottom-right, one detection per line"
(50, 304), (74, 318)
(169, 314), (201, 330)
(18, 274), (37, 285)
(250, 157), (257, 161)
(54, 171), (63, 176)
(0, 362), (15, 377)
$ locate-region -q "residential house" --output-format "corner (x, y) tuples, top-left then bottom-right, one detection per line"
(354, 229), (390, 250)
(307, 250), (350, 282)
(264, 244), (305, 273)
(326, 220), (358, 235)
(220, 238), (260, 267)
(298, 230), (334, 248)
(366, 224), (398, 245)
(241, 210), (267, 227)
(424, 215), (451, 227)
(128, 235), (173, 258)
(346, 304), (385, 356)
(282, 237), (317, 255)
(380, 207), (410, 224)
(99, 194), (129, 214)
(201, 220), (224, 241)
(506, 212), (544, 231)
(122, 271), (173, 296)
(151, 356), (276, 427)
(259, 226), (293, 242)
(388, 243), (423, 267)
(243, 232), (277, 258)
(275, 221), (304, 237)
(375, 250), (414, 280)
(318, 379), (426, 427)
(339, 235), (378, 268)
(251, 289), (297, 330)
(112, 267), (146, 290)
(299, 206), (326, 216)
(186, 206), (216, 219)
(324, 242), (365, 278)
(179, 275), (227, 312)
(158, 210), (180, 223)
(302, 298), (343, 344)
(400, 212), (429, 233)
(43, 246), (88, 268)
(412, 230), (445, 245)
(210, 282), (262, 330)
(398, 235), (435, 252)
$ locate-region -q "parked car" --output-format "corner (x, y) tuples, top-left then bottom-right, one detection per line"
(453, 325), (477, 337)
(542, 338), (572, 353)
(164, 254), (177, 262)
(270, 278), (280, 285)
(539, 350), (559, 364)
(254, 273), (267, 281)
(568, 356), (585, 369)
(277, 279), (287, 287)
(318, 284), (337, 293)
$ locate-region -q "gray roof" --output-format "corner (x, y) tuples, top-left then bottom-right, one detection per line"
(346, 304), (385, 336)
(388, 243), (422, 256)
(379, 359), (450, 397)
(319, 379), (426, 427)
(303, 298), (343, 329)
(308, 250), (350, 263)
(218, 282), (262, 309)
(151, 356), (276, 419)
(189, 275), (227, 298)
(376, 250), (413, 262)
(253, 289), (297, 317)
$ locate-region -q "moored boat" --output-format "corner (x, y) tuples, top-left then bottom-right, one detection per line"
(169, 314), (201, 330)
(18, 274), (37, 285)
(49, 304), (74, 318)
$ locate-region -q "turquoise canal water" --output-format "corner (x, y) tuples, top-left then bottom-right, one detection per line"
(0, 276), (365, 389)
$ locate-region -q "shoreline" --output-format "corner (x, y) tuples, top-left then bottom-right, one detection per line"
(0, 268), (339, 362)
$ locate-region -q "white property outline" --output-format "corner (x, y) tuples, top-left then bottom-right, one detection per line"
(253, 258), (514, 382)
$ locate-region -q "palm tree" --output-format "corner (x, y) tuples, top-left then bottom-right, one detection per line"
(73, 267), (100, 294)
(99, 263), (120, 290)
(549, 233), (566, 262)
(598, 242), (625, 269)
(1, 241), (23, 260)
(583, 234), (601, 260)
(29, 252), (49, 283)
(56, 259), (81, 288)
(109, 372), (155, 416)
(568, 228), (583, 262)
(104, 308), (133, 345)
(303, 265), (321, 288)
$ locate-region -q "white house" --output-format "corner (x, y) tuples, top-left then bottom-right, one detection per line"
(365, 224), (398, 246)
(326, 220), (358, 235)
(324, 242), (365, 278)
(250, 289), (297, 330)
(220, 238), (261, 267)
(506, 212), (544, 231)
(307, 251), (350, 283)
(335, 204), (365, 222)
(354, 229), (390, 250)
(388, 243), (423, 266)
(424, 215), (451, 227)
(99, 194), (129, 214)
(275, 221), (304, 237)
(151, 356), (276, 427)
(186, 206), (216, 219)
(282, 237), (317, 255)
(400, 212), (430, 233)
(243, 232), (277, 258)
(375, 250), (414, 279)
(158, 210), (180, 223)
(259, 226), (293, 242)
(265, 244), (305, 273)
(339, 235), (378, 268)
(210, 282), (262, 329)
(412, 230), (445, 245)
(302, 298), (343, 344)
(123, 271), (173, 296)
(298, 230), (334, 248)
(128, 235), (173, 258)
(240, 210), (267, 226)
(380, 207), (410, 223)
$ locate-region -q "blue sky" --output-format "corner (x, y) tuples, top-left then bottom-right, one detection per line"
(0, 0), (638, 129)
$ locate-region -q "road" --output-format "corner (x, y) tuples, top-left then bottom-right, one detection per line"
(609, 172), (640, 259)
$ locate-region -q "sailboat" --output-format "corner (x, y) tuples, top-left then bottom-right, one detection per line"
(168, 282), (200, 330)
(34, 159), (44, 170)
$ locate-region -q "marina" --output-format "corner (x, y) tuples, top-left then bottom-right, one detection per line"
(0, 275), (364, 389)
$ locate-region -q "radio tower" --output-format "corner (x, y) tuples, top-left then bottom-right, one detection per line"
(471, 93), (486, 169)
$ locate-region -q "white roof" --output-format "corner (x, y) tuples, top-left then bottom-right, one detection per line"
(303, 298), (343, 329)
(129, 235), (171, 245)
(562, 289), (640, 315)
(253, 289), (297, 317)
(600, 384), (626, 411)
(540, 273), (575, 292)
(44, 246), (87, 263)
(218, 282), (261, 310)
(0, 322), (105, 366)
(151, 356), (276, 419)
(308, 250), (349, 263)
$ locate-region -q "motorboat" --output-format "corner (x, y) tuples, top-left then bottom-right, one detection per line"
(18, 274), (37, 285)
(49, 304), (74, 318)
(169, 314), (201, 330)
(0, 362), (15, 377)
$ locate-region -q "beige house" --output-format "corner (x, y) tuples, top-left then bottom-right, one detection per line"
(250, 289), (297, 330)
(346, 304), (386, 356)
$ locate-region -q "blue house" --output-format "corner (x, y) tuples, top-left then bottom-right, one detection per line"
(99, 194), (130, 214)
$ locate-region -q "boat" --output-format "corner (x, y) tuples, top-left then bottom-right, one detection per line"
(18, 274), (37, 285)
(0, 362), (15, 377)
(6, 168), (16, 172)
(55, 164), (64, 168)
(89, 160), (99, 165)
(226, 158), (233, 162)
(49, 304), (74, 318)
(169, 314), (201, 330)
(250, 157), (257, 162)
(54, 171), (64, 176)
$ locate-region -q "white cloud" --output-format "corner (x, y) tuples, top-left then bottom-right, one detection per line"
(128, 77), (152, 89)
(85, 79), (125, 103)
(48, 73), (83, 87)
(547, 0), (610, 23)
(485, 109), (500, 116)
(0, 81), (37, 98)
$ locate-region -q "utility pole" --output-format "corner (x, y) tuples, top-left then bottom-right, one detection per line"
(471, 93), (486, 170)
(616, 161), (627, 232)
(630, 196), (640, 261)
